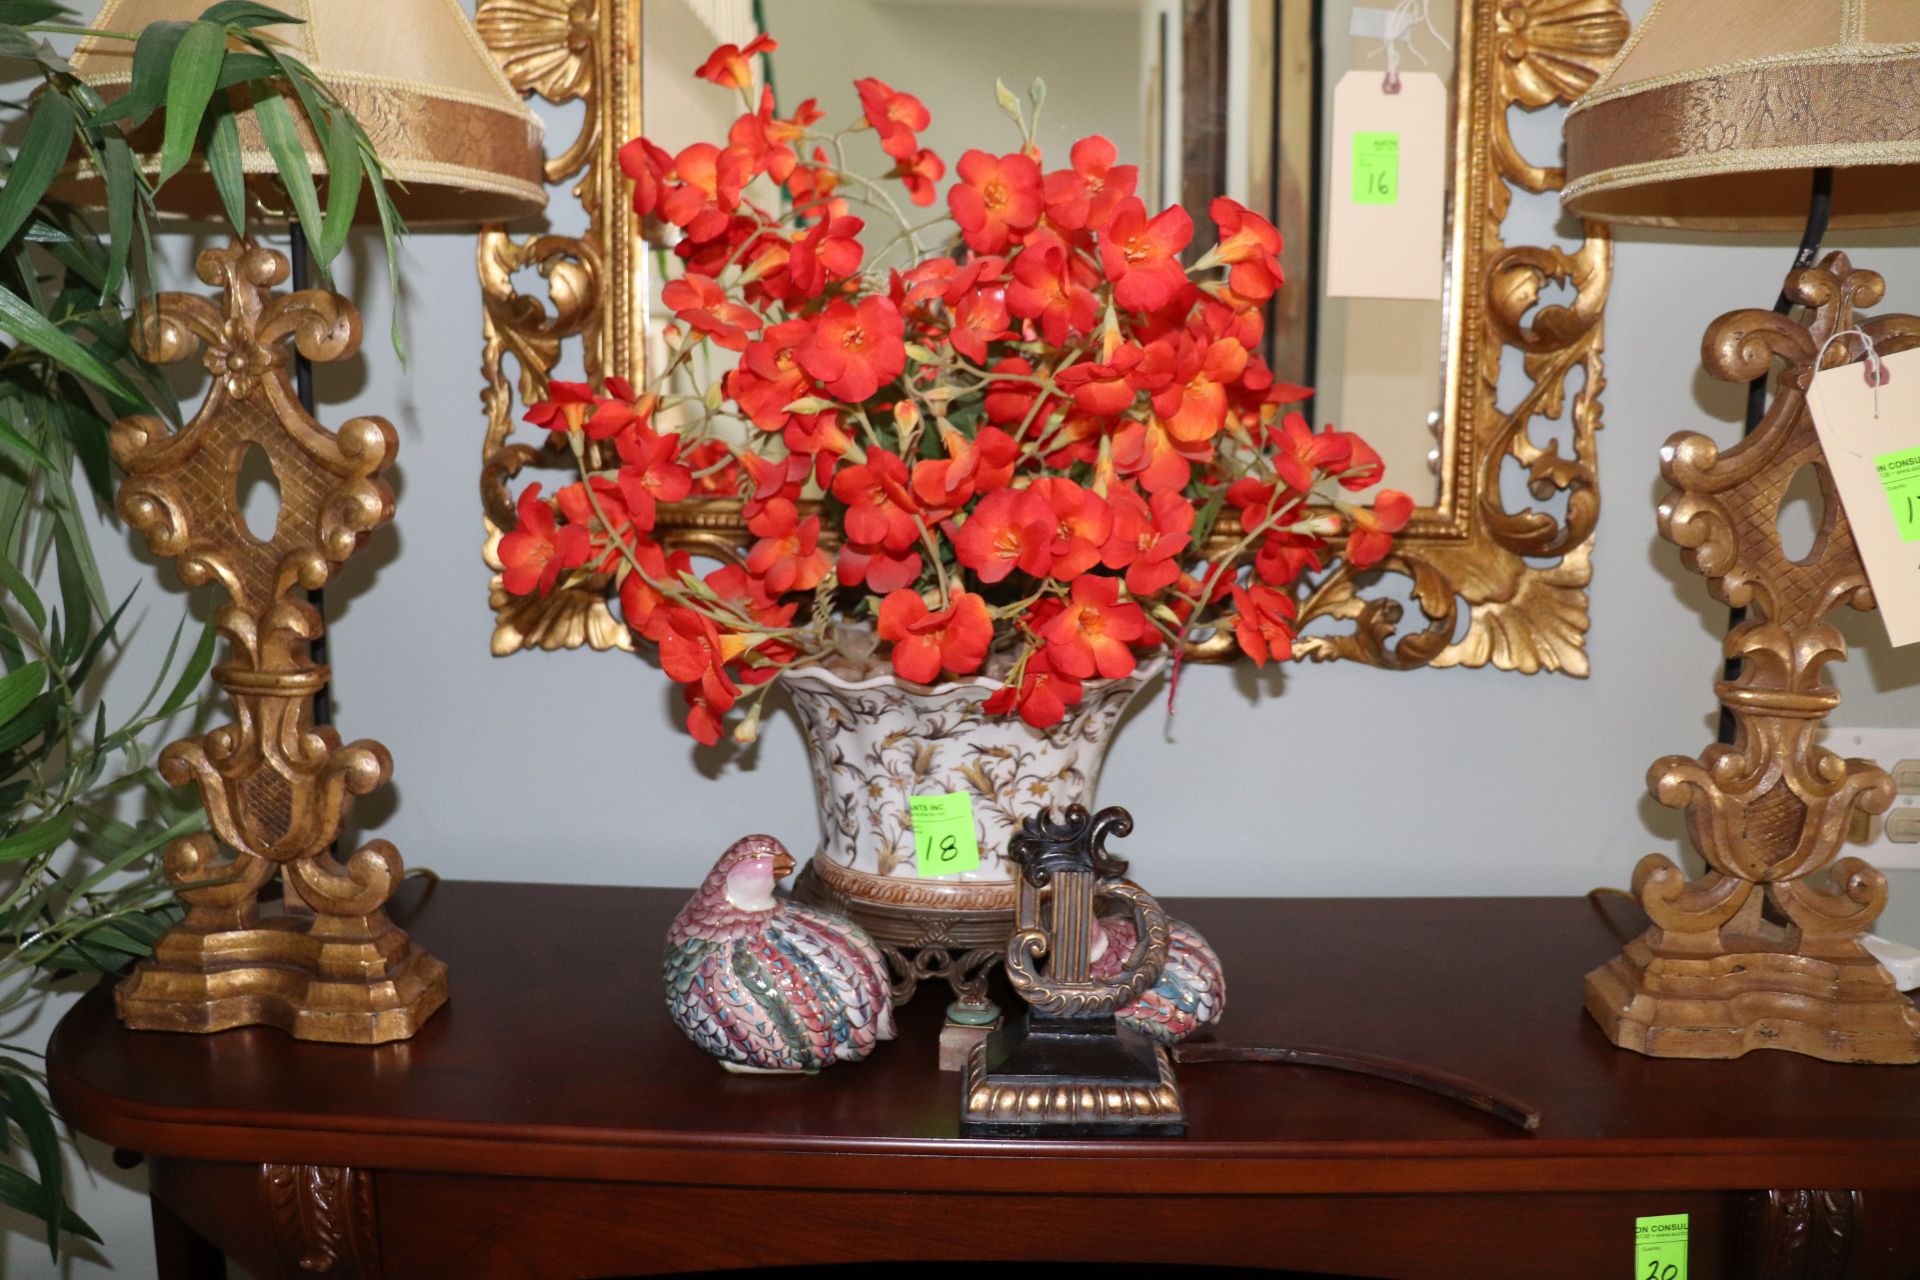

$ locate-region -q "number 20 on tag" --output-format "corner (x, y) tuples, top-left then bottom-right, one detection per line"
(910, 792), (981, 877)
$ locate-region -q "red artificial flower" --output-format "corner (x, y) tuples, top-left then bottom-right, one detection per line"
(1111, 415), (1206, 494)
(1098, 198), (1193, 311)
(830, 447), (920, 551)
(738, 449), (810, 520)
(727, 319), (815, 433)
(617, 540), (692, 642)
(1054, 344), (1143, 416)
(684, 439), (740, 496)
(1203, 196), (1285, 300)
(555, 476), (633, 573)
(1254, 530), (1325, 587)
(835, 542), (922, 593)
(1101, 487), (1194, 595)
(499, 485), (590, 598)
(890, 148), (945, 206)
(798, 296), (907, 402)
(660, 142), (751, 242)
(949, 150), (1043, 254)
(1040, 574), (1145, 680)
(729, 86), (820, 184)
(1346, 489), (1413, 568)
(855, 77), (932, 160)
(619, 137), (675, 219)
(1028, 477), (1112, 580)
(878, 589), (993, 683)
(910, 426), (1018, 514)
(1043, 135), (1138, 232)
(1230, 582), (1296, 665)
(694, 35), (776, 92)
(983, 648), (1083, 728)
(954, 486), (1055, 583)
(788, 214), (865, 298)
(945, 257), (1013, 363)
(745, 498), (831, 595)
(1268, 411), (1352, 492)
(615, 428), (693, 528)
(786, 148), (844, 218)
(1338, 433), (1385, 491)
(661, 274), (762, 351)
(522, 380), (596, 434)
(1151, 336), (1249, 444)
(1006, 232), (1099, 347)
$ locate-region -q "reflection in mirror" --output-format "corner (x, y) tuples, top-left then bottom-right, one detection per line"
(1314, 0), (1454, 508)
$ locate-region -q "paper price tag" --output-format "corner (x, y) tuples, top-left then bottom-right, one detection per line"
(910, 792), (981, 877)
(1807, 347), (1920, 646)
(1325, 70), (1444, 300)
(1634, 1213), (1687, 1280)
(1352, 132), (1399, 205)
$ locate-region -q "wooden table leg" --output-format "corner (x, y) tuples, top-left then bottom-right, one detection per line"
(1738, 1189), (1862, 1279)
(151, 1193), (226, 1280)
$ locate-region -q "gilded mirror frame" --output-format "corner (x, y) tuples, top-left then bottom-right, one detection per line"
(473, 0), (1628, 675)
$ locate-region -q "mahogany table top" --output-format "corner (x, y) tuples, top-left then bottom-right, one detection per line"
(48, 881), (1920, 1196)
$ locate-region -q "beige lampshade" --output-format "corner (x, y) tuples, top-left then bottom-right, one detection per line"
(1563, 0), (1920, 231)
(61, 0), (546, 225)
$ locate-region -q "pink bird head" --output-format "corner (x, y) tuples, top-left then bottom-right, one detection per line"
(676, 835), (796, 939)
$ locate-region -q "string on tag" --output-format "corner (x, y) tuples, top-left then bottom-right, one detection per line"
(1370, 0), (1448, 94)
(1812, 327), (1888, 452)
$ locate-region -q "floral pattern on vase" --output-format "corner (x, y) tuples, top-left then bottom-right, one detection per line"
(783, 659), (1164, 891)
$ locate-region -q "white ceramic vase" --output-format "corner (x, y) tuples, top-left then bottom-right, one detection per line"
(783, 657), (1163, 949)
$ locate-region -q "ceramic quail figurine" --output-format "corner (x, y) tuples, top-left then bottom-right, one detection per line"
(1092, 912), (1226, 1044)
(664, 835), (896, 1072)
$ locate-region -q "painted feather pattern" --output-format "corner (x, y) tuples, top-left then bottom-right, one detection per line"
(664, 835), (896, 1071)
(1091, 913), (1226, 1044)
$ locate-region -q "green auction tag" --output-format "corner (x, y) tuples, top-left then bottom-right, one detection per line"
(1352, 131), (1399, 205)
(1876, 445), (1920, 541)
(911, 792), (981, 877)
(1635, 1213), (1687, 1280)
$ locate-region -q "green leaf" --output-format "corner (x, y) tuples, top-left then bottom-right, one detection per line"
(210, 50), (277, 90)
(99, 132), (136, 297)
(0, 418), (51, 472)
(0, 692), (53, 753)
(0, 283), (141, 405)
(250, 88), (323, 255)
(157, 20), (226, 187)
(0, 93), (76, 250)
(156, 606), (216, 718)
(72, 808), (200, 895)
(0, 660), (43, 725)
(68, 586), (132, 688)
(201, 0), (299, 26)
(366, 161), (408, 360)
(51, 521), (89, 664)
(0, 2), (68, 21)
(0, 810), (72, 862)
(0, 549), (45, 632)
(0, 1163), (98, 1251)
(204, 101), (245, 235)
(317, 101), (362, 269)
(2, 1074), (64, 1260)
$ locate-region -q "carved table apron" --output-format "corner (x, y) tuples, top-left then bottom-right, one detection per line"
(48, 884), (1920, 1279)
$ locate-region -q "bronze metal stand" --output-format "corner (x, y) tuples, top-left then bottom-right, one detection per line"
(960, 806), (1185, 1137)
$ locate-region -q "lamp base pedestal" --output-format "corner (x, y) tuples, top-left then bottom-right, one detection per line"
(1585, 926), (1920, 1064)
(960, 1015), (1186, 1137)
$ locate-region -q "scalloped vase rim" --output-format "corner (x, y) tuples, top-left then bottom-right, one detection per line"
(781, 653), (1169, 697)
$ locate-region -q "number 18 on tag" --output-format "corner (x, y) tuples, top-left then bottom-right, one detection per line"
(910, 792), (981, 877)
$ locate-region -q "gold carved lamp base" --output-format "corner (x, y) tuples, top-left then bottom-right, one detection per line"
(110, 240), (444, 1045)
(1586, 252), (1920, 1064)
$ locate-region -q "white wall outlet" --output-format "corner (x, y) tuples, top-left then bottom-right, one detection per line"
(1824, 727), (1920, 871)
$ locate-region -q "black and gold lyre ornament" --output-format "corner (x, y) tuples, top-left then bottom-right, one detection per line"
(960, 806), (1185, 1138)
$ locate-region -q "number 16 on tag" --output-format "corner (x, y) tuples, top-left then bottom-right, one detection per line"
(910, 792), (982, 877)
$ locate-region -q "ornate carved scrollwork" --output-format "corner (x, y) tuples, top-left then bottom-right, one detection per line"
(261, 1164), (381, 1277)
(474, 0), (1626, 675)
(1584, 253), (1920, 1063)
(1738, 1189), (1861, 1280)
(111, 240), (446, 1044)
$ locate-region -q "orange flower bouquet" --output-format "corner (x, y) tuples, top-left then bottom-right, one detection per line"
(498, 37), (1411, 747)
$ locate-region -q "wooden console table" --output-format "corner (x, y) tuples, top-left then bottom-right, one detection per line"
(47, 883), (1920, 1279)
